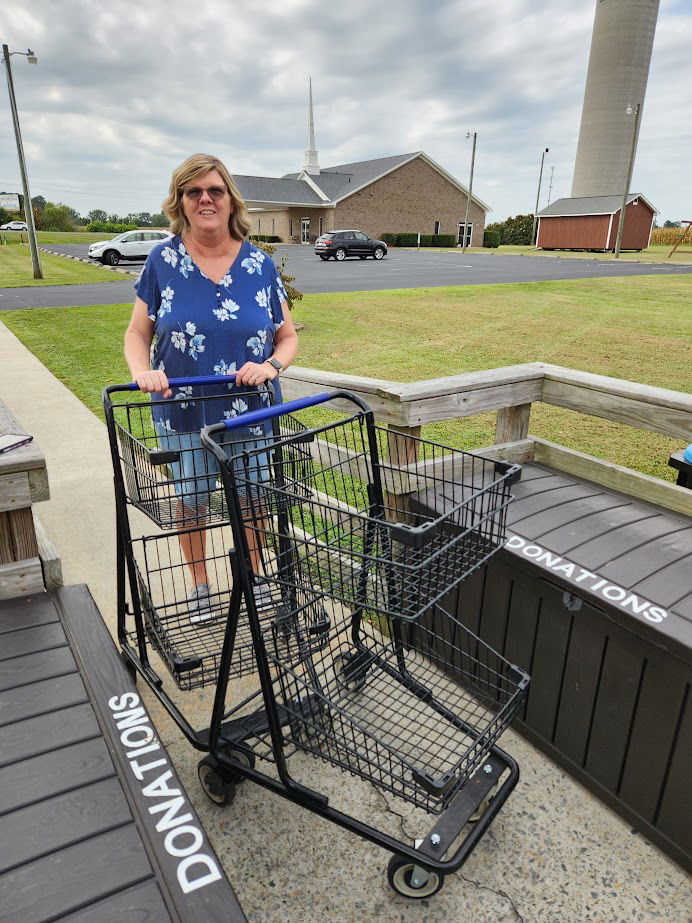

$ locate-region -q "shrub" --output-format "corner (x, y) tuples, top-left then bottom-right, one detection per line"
(396, 233), (419, 247)
(418, 234), (433, 247)
(380, 233), (398, 246)
(431, 234), (456, 248)
(483, 230), (500, 248)
(43, 202), (75, 232)
(250, 239), (302, 310)
(86, 221), (138, 234)
(250, 234), (281, 243)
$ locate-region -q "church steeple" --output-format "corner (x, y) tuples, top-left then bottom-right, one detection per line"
(303, 77), (320, 175)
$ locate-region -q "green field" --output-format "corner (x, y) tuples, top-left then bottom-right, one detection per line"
(0, 246), (122, 286)
(2, 273), (690, 481)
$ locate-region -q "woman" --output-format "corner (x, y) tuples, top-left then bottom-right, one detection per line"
(124, 153), (298, 620)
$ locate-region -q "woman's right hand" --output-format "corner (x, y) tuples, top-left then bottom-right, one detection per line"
(133, 369), (172, 398)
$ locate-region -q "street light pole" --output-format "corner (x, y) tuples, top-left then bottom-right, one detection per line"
(2, 43), (42, 279)
(461, 131), (477, 253)
(532, 147), (549, 246)
(614, 103), (641, 259)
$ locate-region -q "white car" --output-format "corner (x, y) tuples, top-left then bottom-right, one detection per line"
(88, 229), (172, 266)
(0, 220), (28, 231)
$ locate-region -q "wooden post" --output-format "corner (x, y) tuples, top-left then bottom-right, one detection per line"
(495, 403), (532, 445)
(384, 424), (421, 523)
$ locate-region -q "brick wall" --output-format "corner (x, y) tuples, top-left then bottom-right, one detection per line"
(248, 208), (334, 242)
(332, 156), (487, 246)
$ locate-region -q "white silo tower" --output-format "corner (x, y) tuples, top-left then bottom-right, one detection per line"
(571, 0), (660, 198)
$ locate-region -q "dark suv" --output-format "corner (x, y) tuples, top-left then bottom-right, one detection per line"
(314, 230), (387, 261)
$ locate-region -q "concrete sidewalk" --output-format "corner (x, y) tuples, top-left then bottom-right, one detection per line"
(1, 319), (689, 922)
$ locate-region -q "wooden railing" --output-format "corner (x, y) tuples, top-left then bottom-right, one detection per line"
(281, 363), (692, 516)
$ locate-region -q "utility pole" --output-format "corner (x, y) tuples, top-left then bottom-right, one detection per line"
(2, 44), (42, 279)
(614, 103), (641, 258)
(532, 147), (549, 246)
(461, 131), (477, 253)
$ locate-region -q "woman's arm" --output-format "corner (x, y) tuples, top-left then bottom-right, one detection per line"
(235, 302), (299, 387)
(124, 296), (172, 397)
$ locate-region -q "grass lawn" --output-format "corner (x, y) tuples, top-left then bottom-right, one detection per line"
(0, 245), (121, 286)
(2, 274), (690, 481)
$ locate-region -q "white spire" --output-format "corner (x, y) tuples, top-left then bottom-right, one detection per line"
(303, 76), (320, 175)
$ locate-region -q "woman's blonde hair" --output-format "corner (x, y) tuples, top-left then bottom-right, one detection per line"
(162, 153), (251, 240)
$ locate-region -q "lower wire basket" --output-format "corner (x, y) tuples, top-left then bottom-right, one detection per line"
(263, 600), (529, 813)
(129, 524), (331, 690)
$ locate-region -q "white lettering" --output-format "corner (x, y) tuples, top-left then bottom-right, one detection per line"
(165, 825), (204, 857)
(537, 550), (562, 567)
(602, 585), (627, 602)
(115, 706), (149, 730)
(130, 757), (167, 781)
(645, 606), (667, 623)
(553, 562), (575, 578)
(591, 578), (607, 591)
(523, 545), (543, 558)
(574, 568), (597, 583)
(120, 725), (155, 748)
(142, 771), (181, 799)
(150, 796), (193, 833)
(621, 595), (650, 615)
(127, 741), (161, 760)
(177, 855), (223, 894)
(505, 535), (525, 550)
(108, 692), (140, 711)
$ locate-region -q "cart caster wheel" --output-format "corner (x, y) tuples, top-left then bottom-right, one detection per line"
(334, 653), (367, 693)
(198, 757), (236, 806)
(222, 742), (256, 783)
(468, 783), (498, 823)
(387, 855), (444, 899)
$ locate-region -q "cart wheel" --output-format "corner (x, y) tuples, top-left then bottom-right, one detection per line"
(222, 742), (256, 783)
(334, 653), (367, 693)
(386, 855), (444, 899)
(198, 757), (236, 807)
(468, 783), (498, 823)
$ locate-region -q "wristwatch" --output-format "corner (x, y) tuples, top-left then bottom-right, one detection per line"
(266, 357), (283, 373)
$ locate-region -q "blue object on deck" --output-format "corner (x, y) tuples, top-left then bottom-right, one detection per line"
(683, 445), (692, 464)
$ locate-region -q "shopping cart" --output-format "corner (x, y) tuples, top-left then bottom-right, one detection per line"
(104, 374), (319, 691)
(188, 387), (530, 900)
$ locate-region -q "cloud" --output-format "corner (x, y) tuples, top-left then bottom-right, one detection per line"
(1, 0), (689, 222)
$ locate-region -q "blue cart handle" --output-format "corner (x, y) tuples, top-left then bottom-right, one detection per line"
(125, 373), (236, 391)
(223, 391), (337, 429)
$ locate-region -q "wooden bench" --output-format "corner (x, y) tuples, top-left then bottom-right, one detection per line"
(0, 400), (61, 598)
(0, 585), (246, 922)
(410, 461), (691, 871)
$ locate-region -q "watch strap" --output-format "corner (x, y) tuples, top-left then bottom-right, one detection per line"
(267, 357), (283, 372)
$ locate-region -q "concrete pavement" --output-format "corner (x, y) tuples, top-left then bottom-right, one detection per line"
(1, 319), (689, 922)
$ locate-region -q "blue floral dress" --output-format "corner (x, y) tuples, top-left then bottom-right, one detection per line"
(135, 236), (287, 438)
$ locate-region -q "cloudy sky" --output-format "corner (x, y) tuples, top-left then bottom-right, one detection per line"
(1, 0), (689, 223)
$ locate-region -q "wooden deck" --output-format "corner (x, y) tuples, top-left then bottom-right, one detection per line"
(0, 585), (246, 922)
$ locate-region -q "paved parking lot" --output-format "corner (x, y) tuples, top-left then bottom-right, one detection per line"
(1, 243), (689, 311)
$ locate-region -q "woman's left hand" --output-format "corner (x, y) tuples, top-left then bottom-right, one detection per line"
(235, 360), (278, 387)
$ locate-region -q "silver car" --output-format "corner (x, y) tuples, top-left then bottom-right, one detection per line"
(88, 229), (172, 266)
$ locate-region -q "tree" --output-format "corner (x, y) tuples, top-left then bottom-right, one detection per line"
(484, 214), (534, 246)
(0, 206), (11, 225)
(32, 204), (43, 230)
(42, 202), (75, 232)
(663, 220), (681, 228)
(31, 195), (46, 212)
(150, 211), (167, 228)
(88, 209), (108, 223)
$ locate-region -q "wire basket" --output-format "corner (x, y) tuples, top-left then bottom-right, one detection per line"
(262, 599), (529, 813)
(234, 414), (519, 624)
(109, 386), (313, 530)
(130, 523), (331, 690)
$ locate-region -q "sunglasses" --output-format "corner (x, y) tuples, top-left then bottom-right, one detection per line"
(183, 186), (227, 201)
